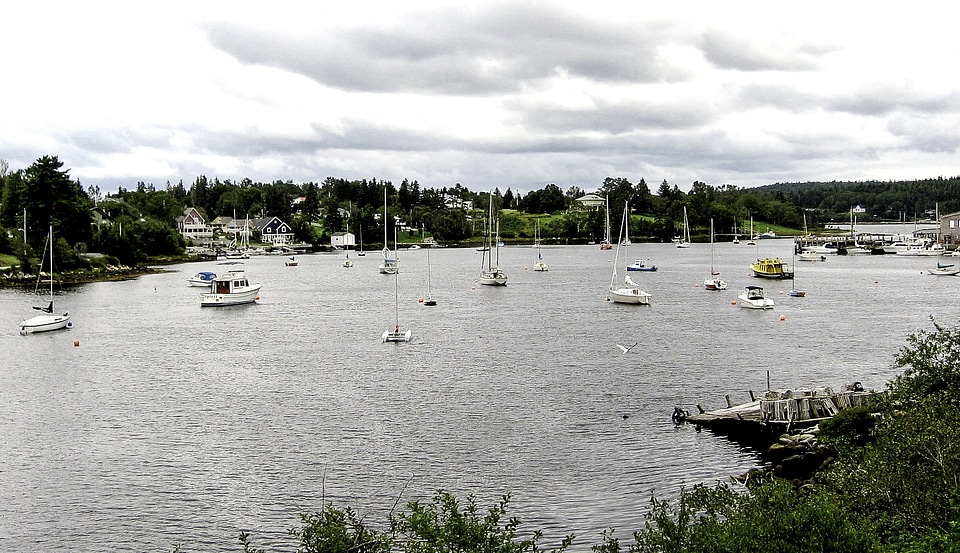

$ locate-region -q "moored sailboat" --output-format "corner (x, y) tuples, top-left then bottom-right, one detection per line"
(19, 225), (71, 335)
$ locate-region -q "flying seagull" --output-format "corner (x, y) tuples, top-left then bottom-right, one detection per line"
(616, 342), (638, 354)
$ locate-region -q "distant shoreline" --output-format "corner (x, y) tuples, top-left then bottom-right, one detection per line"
(0, 265), (166, 288)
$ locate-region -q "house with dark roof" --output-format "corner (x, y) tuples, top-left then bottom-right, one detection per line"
(252, 216), (295, 245)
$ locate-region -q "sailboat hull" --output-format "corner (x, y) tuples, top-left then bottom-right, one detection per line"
(609, 286), (651, 304)
(382, 329), (412, 342)
(19, 313), (71, 335)
(479, 269), (507, 285)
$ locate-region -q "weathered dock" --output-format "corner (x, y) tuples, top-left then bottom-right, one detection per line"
(676, 384), (879, 450)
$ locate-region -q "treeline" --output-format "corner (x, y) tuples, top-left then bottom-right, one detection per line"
(229, 320), (960, 552)
(2, 155), (957, 269)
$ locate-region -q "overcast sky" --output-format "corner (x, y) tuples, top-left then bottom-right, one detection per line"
(3, 2), (958, 195)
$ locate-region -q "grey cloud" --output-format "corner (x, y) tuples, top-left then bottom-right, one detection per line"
(202, 3), (683, 95)
(698, 29), (823, 72)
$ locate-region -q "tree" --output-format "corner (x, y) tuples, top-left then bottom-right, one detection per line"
(14, 156), (92, 250)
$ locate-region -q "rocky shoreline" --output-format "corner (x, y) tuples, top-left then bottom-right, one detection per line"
(0, 265), (166, 288)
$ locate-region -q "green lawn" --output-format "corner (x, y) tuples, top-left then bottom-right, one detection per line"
(0, 253), (18, 268)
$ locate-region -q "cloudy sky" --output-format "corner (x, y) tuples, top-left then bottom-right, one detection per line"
(3, 2), (958, 195)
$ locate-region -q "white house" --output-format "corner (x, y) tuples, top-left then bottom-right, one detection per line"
(331, 231), (356, 249)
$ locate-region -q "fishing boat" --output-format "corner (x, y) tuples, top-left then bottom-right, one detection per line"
(750, 257), (794, 279)
(187, 271), (217, 286)
(703, 218), (726, 291)
(532, 218), (548, 272)
(378, 187), (399, 274)
(738, 285), (775, 309)
(608, 208), (651, 304)
(199, 262), (262, 307)
(383, 229), (412, 342)
(19, 225), (71, 335)
(478, 195), (507, 286)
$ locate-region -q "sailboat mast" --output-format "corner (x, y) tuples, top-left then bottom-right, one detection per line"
(48, 225), (54, 300)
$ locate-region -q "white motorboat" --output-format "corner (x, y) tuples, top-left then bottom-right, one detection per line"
(738, 285), (775, 309)
(608, 207), (651, 304)
(803, 242), (838, 255)
(199, 262), (262, 306)
(19, 225), (71, 335)
(284, 255), (299, 266)
(188, 271), (217, 286)
(798, 252), (827, 262)
(897, 243), (945, 256)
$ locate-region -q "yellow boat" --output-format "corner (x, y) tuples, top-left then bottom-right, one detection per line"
(750, 257), (794, 279)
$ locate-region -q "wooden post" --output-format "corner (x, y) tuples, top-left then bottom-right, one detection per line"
(725, 395), (732, 408)
(749, 390), (755, 401)
(767, 370), (771, 391)
(697, 404), (705, 414)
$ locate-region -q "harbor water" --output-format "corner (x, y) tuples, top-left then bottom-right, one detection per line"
(1, 239), (956, 551)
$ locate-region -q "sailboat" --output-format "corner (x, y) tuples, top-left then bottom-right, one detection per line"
(788, 249), (806, 297)
(703, 218), (727, 291)
(357, 225), (365, 256)
(479, 195), (507, 285)
(732, 219), (741, 244)
(623, 200), (656, 272)
(378, 187), (398, 274)
(382, 230), (412, 342)
(608, 208), (651, 304)
(19, 225), (71, 335)
(532, 218), (548, 272)
(599, 195), (613, 250)
(343, 251), (353, 268)
(675, 206), (691, 248)
(423, 246), (437, 305)
(747, 215), (756, 246)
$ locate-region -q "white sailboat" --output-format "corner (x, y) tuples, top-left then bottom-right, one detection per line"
(676, 206), (691, 248)
(532, 218), (548, 272)
(609, 208), (651, 304)
(732, 219), (741, 244)
(599, 195), (613, 250)
(378, 187), (398, 274)
(382, 228), (411, 342)
(703, 218), (727, 291)
(747, 215), (756, 246)
(423, 246), (437, 305)
(357, 225), (366, 256)
(479, 195), (507, 285)
(19, 225), (71, 335)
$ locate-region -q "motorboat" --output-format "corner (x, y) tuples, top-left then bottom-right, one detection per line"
(802, 242), (838, 255)
(19, 225), (71, 335)
(750, 257), (794, 279)
(199, 262), (262, 307)
(797, 252), (826, 262)
(897, 243), (945, 256)
(284, 255), (299, 266)
(738, 285), (775, 309)
(188, 271), (217, 286)
(626, 259), (657, 272)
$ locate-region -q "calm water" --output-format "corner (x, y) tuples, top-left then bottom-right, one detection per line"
(2, 239), (957, 551)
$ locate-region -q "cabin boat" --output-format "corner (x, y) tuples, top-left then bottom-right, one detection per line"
(188, 271), (217, 286)
(626, 259), (657, 272)
(199, 262), (262, 306)
(750, 257), (794, 279)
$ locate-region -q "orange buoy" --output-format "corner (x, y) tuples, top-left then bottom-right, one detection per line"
(73, 340), (80, 347)
(779, 314), (786, 321)
(730, 300), (737, 305)
(418, 297), (424, 303)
